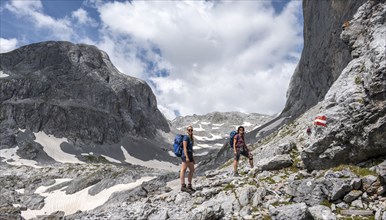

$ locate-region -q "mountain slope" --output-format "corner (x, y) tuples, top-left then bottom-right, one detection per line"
(0, 41), (174, 166)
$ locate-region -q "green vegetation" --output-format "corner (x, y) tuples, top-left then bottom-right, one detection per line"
(223, 183), (235, 191)
(355, 76), (362, 85)
(320, 199), (332, 208)
(332, 164), (377, 177)
(220, 159), (233, 169)
(260, 177), (275, 184)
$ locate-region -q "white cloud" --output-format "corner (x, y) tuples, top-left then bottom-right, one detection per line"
(97, 1), (303, 119)
(3, 0), (303, 120)
(5, 0), (74, 40)
(72, 8), (98, 27)
(0, 38), (18, 53)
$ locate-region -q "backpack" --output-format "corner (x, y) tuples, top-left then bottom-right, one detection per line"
(229, 131), (237, 148)
(173, 134), (185, 157)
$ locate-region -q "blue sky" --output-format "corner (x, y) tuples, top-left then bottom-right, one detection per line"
(0, 0), (303, 119)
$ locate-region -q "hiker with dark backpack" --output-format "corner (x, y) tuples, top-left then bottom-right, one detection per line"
(180, 125), (196, 193)
(233, 126), (253, 176)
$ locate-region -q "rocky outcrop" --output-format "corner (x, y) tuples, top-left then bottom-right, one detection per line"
(282, 0), (367, 119)
(301, 1), (386, 170)
(0, 41), (169, 146)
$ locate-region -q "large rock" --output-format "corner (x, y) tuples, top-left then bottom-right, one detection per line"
(269, 203), (312, 220)
(301, 1), (386, 170)
(0, 41), (169, 146)
(282, 0), (367, 119)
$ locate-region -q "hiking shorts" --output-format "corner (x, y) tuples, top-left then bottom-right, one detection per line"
(234, 148), (253, 162)
(181, 152), (194, 163)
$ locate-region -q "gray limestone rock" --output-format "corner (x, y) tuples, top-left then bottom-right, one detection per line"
(308, 205), (336, 220)
(343, 190), (363, 203)
(256, 155), (293, 171)
(0, 41), (170, 161)
(301, 0), (386, 170)
(269, 203), (312, 220)
(282, 0), (367, 119)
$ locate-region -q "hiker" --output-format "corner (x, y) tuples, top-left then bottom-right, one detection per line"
(233, 126), (253, 176)
(180, 125), (196, 192)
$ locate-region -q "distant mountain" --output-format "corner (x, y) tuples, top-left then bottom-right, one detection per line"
(171, 111), (274, 173)
(0, 41), (174, 167)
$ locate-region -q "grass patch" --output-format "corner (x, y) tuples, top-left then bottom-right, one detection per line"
(223, 183), (235, 191)
(220, 159), (233, 169)
(320, 199), (332, 208)
(261, 177), (275, 184)
(355, 76), (362, 85)
(332, 164), (377, 177)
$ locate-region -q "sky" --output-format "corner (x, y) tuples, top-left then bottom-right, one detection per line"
(0, 0), (303, 120)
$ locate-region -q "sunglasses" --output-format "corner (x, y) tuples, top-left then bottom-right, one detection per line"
(188, 129), (193, 131)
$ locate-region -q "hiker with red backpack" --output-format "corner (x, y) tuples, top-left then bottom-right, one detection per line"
(180, 125), (196, 193)
(233, 126), (253, 176)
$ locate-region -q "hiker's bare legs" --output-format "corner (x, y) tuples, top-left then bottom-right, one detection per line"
(187, 162), (195, 184)
(180, 162), (188, 184)
(233, 160), (238, 173)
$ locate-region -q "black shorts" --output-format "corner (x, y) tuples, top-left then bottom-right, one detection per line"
(234, 148), (253, 161)
(181, 152), (194, 163)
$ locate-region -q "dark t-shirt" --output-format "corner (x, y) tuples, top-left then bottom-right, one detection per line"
(183, 135), (193, 152)
(234, 134), (246, 148)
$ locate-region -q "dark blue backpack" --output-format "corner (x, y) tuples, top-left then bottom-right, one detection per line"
(229, 131), (237, 148)
(173, 134), (185, 157)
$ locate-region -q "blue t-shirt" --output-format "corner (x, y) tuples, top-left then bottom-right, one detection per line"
(183, 135), (193, 153)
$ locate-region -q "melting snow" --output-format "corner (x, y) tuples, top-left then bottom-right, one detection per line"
(194, 133), (222, 141)
(0, 71), (9, 78)
(212, 123), (224, 126)
(242, 121), (253, 127)
(33, 131), (84, 164)
(0, 146), (41, 168)
(194, 151), (209, 156)
(193, 124), (205, 131)
(121, 146), (179, 171)
(21, 176), (155, 219)
(201, 122), (210, 125)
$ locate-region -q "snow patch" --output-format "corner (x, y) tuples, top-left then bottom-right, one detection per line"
(212, 123), (224, 126)
(194, 133), (222, 141)
(21, 176), (155, 219)
(33, 131), (84, 164)
(201, 121), (210, 125)
(242, 121), (253, 127)
(212, 127), (220, 130)
(168, 150), (176, 157)
(0, 146), (41, 168)
(121, 146), (179, 171)
(195, 144), (212, 149)
(193, 124), (205, 131)
(0, 71), (9, 78)
(15, 189), (25, 194)
(194, 151), (209, 156)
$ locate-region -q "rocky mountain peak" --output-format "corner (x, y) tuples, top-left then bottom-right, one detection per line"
(0, 41), (169, 145)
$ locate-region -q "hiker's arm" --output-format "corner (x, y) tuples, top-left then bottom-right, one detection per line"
(183, 140), (190, 162)
(233, 137), (237, 154)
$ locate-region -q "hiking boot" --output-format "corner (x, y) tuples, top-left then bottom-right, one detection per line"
(233, 172), (240, 177)
(181, 184), (192, 193)
(187, 184), (196, 193)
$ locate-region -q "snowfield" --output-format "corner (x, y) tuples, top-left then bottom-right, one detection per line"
(34, 131), (84, 164)
(21, 176), (155, 219)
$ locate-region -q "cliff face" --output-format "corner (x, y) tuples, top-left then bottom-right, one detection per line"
(282, 0), (367, 119)
(0, 41), (170, 146)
